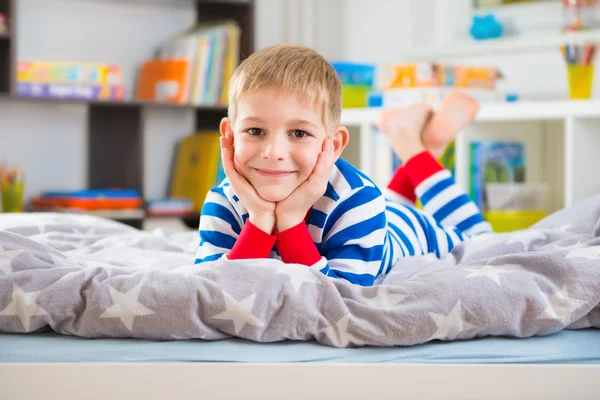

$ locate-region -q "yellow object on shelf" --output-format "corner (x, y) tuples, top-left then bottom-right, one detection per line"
(484, 210), (547, 233)
(1, 182), (24, 213)
(341, 85), (370, 108)
(567, 64), (595, 100)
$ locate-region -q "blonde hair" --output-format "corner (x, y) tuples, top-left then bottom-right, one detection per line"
(227, 44), (342, 131)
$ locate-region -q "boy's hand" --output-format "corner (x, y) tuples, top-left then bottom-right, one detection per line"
(220, 133), (276, 234)
(275, 138), (335, 232)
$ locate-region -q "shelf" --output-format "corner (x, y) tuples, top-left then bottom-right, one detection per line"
(0, 93), (228, 112)
(341, 100), (600, 126)
(405, 29), (600, 60)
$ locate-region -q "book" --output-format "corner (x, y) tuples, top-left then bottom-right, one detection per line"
(135, 60), (190, 103)
(169, 131), (222, 212)
(138, 20), (241, 106)
(469, 140), (526, 210)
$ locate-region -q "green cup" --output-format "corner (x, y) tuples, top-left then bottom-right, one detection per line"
(1, 182), (24, 212)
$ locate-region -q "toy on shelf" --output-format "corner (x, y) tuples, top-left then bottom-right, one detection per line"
(16, 61), (125, 101)
(470, 14), (504, 40)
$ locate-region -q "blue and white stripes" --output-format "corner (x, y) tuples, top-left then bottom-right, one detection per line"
(195, 158), (492, 286)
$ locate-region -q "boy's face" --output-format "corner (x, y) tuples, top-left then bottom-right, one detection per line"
(224, 87), (332, 202)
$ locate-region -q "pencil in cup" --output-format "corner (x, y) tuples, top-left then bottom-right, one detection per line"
(0, 165), (24, 213)
(562, 42), (597, 100)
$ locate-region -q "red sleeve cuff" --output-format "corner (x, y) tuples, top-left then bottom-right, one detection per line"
(403, 151), (445, 188)
(228, 220), (277, 260)
(387, 166), (417, 203)
(276, 222), (322, 266)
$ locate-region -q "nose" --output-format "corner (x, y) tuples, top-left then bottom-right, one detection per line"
(262, 134), (288, 161)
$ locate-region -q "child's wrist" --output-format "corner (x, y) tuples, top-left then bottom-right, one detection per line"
(249, 212), (276, 234)
(275, 213), (304, 233)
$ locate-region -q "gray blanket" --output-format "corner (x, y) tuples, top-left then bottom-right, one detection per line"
(1, 195), (599, 348)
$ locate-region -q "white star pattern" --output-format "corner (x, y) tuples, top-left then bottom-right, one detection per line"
(552, 224), (572, 232)
(319, 315), (363, 348)
(537, 285), (587, 325)
(0, 248), (23, 275)
(274, 264), (321, 293)
(361, 286), (407, 309)
(565, 246), (600, 261)
(428, 300), (477, 341)
(99, 280), (155, 331)
(211, 292), (264, 335)
(464, 265), (512, 287)
(506, 231), (545, 251)
(0, 283), (49, 331)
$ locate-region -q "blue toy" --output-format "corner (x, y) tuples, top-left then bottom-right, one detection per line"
(470, 14), (503, 41)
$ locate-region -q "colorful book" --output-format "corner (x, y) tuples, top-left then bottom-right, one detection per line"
(470, 140), (526, 210)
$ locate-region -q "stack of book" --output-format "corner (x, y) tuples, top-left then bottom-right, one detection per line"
(17, 61), (125, 101)
(136, 20), (241, 106)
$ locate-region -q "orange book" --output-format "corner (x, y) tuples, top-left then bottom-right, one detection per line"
(136, 59), (190, 103)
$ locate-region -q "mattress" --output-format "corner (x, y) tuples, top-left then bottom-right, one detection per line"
(1, 329), (599, 364)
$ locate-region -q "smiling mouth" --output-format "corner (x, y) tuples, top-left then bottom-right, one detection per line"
(254, 168), (295, 177)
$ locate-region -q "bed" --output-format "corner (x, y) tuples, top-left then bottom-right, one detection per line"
(1, 195), (600, 399)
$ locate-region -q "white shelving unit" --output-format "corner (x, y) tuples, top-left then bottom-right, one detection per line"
(340, 100), (600, 213)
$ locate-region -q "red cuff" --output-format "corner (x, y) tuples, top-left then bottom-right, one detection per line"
(387, 166), (417, 203)
(276, 222), (322, 266)
(403, 151), (445, 188)
(228, 220), (277, 260)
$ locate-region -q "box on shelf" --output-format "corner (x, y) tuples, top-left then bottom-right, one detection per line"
(331, 61), (376, 86)
(16, 60), (125, 101)
(331, 61), (377, 108)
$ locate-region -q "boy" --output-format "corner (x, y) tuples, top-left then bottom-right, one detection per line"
(195, 44), (492, 286)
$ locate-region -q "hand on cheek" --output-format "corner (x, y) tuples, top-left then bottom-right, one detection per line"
(275, 137), (335, 232)
(220, 132), (276, 234)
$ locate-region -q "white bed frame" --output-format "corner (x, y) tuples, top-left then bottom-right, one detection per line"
(2, 363), (600, 399)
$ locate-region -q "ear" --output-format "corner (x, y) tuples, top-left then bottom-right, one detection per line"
(330, 125), (349, 159)
(219, 117), (233, 137)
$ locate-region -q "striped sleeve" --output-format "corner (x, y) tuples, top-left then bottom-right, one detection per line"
(319, 185), (388, 286)
(194, 186), (243, 264)
(405, 151), (493, 237)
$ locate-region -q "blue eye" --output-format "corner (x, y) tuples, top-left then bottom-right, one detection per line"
(247, 128), (263, 136)
(292, 130), (309, 138)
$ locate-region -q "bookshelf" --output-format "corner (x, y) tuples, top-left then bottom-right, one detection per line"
(341, 100), (600, 215)
(0, 0), (255, 229)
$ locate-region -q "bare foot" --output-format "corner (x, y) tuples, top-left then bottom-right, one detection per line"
(376, 104), (431, 162)
(423, 91), (480, 159)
